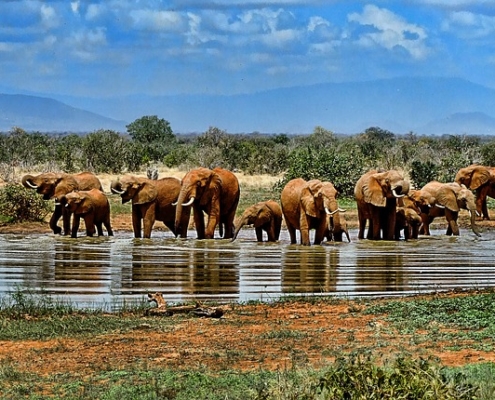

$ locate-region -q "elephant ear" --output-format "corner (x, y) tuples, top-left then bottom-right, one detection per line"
(77, 193), (93, 213)
(254, 204), (271, 228)
(54, 174), (78, 199)
(470, 167), (491, 189)
(301, 180), (322, 217)
(437, 186), (460, 211)
(363, 174), (386, 207)
(134, 181), (157, 205)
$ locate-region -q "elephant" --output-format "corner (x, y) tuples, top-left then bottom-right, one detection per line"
(110, 175), (190, 238)
(174, 167), (240, 239)
(327, 211), (351, 243)
(354, 169), (410, 240)
(21, 172), (102, 235)
(280, 178), (346, 246)
(409, 181), (481, 237)
(454, 164), (495, 220)
(231, 200), (283, 242)
(395, 206), (421, 240)
(64, 189), (113, 238)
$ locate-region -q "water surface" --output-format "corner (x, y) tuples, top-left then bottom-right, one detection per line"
(1, 229), (494, 308)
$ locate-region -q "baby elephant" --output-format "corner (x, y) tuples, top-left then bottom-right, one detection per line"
(395, 206), (422, 240)
(65, 189), (113, 238)
(232, 200), (282, 242)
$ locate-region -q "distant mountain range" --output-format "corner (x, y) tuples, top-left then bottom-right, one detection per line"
(1, 77), (495, 135)
(0, 94), (126, 133)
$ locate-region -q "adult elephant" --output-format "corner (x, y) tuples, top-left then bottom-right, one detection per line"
(65, 189), (113, 238)
(21, 172), (102, 235)
(280, 178), (346, 246)
(110, 175), (190, 238)
(354, 169), (410, 240)
(410, 181), (480, 237)
(232, 200), (282, 242)
(454, 164), (495, 220)
(174, 167), (240, 239)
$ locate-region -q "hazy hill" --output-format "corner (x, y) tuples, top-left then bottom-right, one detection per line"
(3, 77), (495, 135)
(0, 94), (126, 132)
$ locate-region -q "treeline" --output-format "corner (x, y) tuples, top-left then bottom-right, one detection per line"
(2, 116), (495, 197)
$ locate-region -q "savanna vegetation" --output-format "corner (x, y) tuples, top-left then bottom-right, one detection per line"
(1, 118), (494, 197)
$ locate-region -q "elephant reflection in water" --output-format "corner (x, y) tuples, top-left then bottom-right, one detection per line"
(52, 241), (110, 292)
(129, 241), (239, 297)
(281, 247), (339, 294)
(355, 252), (405, 292)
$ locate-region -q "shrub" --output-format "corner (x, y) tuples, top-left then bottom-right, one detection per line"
(0, 184), (51, 224)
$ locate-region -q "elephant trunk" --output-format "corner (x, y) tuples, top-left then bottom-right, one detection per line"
(469, 208), (481, 237)
(110, 180), (125, 195)
(231, 220), (245, 242)
(22, 175), (38, 189)
(175, 188), (190, 234)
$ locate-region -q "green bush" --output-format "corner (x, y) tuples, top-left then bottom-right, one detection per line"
(0, 184), (51, 224)
(318, 355), (477, 399)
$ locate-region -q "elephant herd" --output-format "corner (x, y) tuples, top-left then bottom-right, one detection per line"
(20, 164), (493, 244)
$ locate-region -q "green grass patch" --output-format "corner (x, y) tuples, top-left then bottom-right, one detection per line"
(365, 292), (495, 347)
(0, 355), (488, 399)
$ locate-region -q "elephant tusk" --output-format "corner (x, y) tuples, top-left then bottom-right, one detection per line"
(182, 197), (195, 207)
(111, 187), (126, 195)
(392, 188), (405, 198)
(24, 181), (38, 189)
(171, 201), (178, 206)
(435, 204), (445, 209)
(476, 210), (481, 217)
(325, 207), (347, 215)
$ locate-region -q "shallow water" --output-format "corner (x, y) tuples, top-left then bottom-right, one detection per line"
(1, 228), (494, 308)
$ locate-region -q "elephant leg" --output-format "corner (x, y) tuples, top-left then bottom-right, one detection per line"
(371, 213), (381, 240)
(222, 210), (236, 239)
(205, 214), (218, 239)
(50, 206), (63, 235)
(131, 207), (142, 238)
(357, 209), (366, 239)
(476, 187), (489, 220)
(85, 215), (96, 237)
(266, 224), (276, 242)
(446, 211), (460, 236)
(142, 205), (155, 239)
(299, 215), (311, 246)
(62, 206), (72, 236)
(71, 215), (81, 238)
(255, 227), (264, 242)
(314, 222), (327, 245)
(286, 224), (297, 244)
(96, 221), (104, 236)
(193, 208), (206, 239)
(104, 218), (114, 236)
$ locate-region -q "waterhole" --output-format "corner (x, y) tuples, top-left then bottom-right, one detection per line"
(1, 229), (494, 308)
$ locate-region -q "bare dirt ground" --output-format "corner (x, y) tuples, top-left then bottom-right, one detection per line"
(1, 291), (495, 379)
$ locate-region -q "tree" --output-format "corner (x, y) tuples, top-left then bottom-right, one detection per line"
(126, 115), (176, 163)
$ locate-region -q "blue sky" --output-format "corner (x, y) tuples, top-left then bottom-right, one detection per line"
(1, 0), (495, 99)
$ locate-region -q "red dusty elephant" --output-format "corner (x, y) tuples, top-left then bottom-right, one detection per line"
(409, 181), (481, 237)
(21, 172), (102, 235)
(454, 164), (495, 220)
(280, 178), (347, 246)
(174, 167), (240, 239)
(110, 175), (190, 238)
(395, 195), (422, 240)
(65, 189), (113, 238)
(354, 169), (410, 240)
(232, 200), (283, 242)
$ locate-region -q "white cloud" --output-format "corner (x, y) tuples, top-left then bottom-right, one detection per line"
(71, 1), (79, 15)
(348, 4), (429, 59)
(129, 9), (186, 32)
(442, 11), (495, 38)
(40, 4), (59, 29)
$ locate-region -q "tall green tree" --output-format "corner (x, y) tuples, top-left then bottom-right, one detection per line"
(126, 115), (176, 163)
